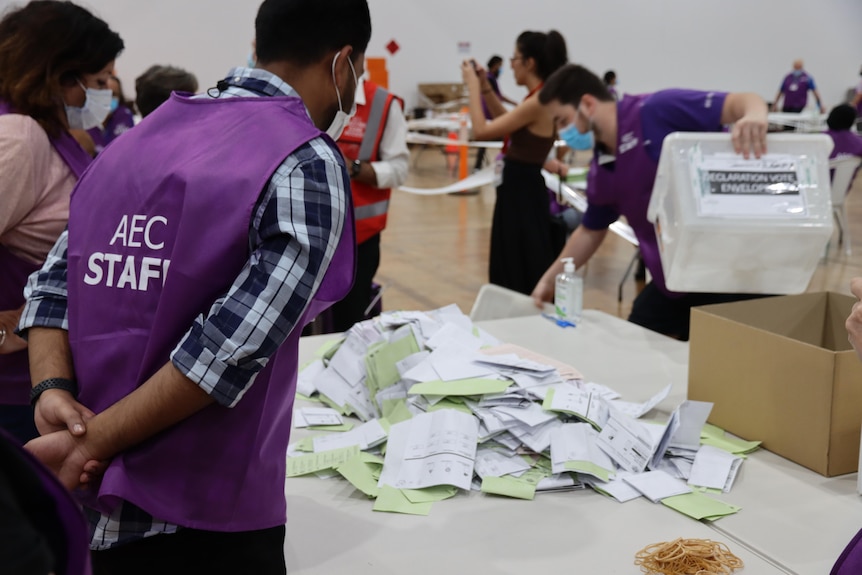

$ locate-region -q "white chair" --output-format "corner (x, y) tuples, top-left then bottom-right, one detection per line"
(469, 283), (540, 322)
(828, 156), (862, 256)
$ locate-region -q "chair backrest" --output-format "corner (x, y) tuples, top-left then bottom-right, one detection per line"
(829, 156), (862, 208)
(469, 283), (539, 322)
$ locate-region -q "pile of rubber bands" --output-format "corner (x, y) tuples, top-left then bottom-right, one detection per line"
(634, 538), (744, 575)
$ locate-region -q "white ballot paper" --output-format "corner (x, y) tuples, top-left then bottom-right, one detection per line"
(312, 419), (387, 453)
(623, 470), (692, 503)
(379, 409), (479, 491)
(473, 447), (532, 479)
(297, 359), (325, 397)
(294, 407), (343, 428)
(550, 423), (616, 481)
(584, 471), (642, 503)
(648, 408), (681, 470)
(425, 323), (484, 354)
(669, 401), (713, 450)
(327, 330), (371, 387)
(608, 383), (672, 419)
(688, 445), (743, 492)
(597, 412), (654, 473)
(545, 383), (610, 429)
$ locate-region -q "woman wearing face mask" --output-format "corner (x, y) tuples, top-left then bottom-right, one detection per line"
(0, 0), (123, 444)
(87, 74), (136, 154)
(462, 30), (567, 295)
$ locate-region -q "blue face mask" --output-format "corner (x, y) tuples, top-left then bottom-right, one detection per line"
(559, 120), (594, 150)
(110, 96), (119, 113)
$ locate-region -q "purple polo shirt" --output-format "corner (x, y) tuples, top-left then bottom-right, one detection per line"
(582, 89), (727, 295)
(779, 72), (815, 110)
(826, 129), (862, 160)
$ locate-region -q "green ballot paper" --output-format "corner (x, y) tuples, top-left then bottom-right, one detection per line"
(661, 492), (741, 521)
(286, 446), (360, 477)
(373, 486), (433, 516)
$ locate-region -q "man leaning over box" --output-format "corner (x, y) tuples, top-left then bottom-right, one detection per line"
(18, 0), (370, 573)
(530, 64), (770, 340)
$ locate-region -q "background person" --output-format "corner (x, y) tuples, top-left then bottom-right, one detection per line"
(531, 64), (770, 340)
(462, 30), (568, 295)
(0, 0), (123, 444)
(331, 73), (408, 331)
(772, 59), (824, 114)
(134, 64), (199, 118)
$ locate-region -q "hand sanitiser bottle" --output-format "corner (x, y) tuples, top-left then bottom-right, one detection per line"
(554, 257), (582, 324)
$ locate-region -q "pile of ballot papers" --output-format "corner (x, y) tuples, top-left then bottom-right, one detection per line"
(287, 305), (760, 518)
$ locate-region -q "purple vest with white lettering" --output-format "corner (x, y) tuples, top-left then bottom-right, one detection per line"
(589, 93), (675, 296)
(781, 72), (813, 110)
(0, 102), (91, 405)
(66, 93), (355, 530)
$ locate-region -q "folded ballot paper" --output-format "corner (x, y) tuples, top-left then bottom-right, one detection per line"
(288, 305), (754, 519)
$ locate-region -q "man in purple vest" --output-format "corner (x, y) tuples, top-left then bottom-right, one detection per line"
(530, 64), (769, 340)
(772, 59), (824, 114)
(18, 0), (368, 573)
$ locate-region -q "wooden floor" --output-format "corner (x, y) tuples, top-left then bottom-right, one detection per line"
(375, 147), (862, 319)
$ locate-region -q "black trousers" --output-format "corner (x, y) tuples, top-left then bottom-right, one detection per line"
(91, 525), (286, 575)
(330, 233), (381, 333)
(628, 282), (768, 341)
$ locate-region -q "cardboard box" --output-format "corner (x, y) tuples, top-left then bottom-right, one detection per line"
(689, 292), (862, 476)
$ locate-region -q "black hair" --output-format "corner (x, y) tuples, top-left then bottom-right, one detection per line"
(487, 55), (503, 69)
(603, 70), (616, 85)
(255, 0), (371, 66)
(827, 104), (857, 131)
(515, 30), (567, 81)
(135, 65), (199, 117)
(539, 64), (614, 107)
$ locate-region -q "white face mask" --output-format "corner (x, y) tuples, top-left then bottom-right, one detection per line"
(65, 81), (113, 130)
(326, 53), (358, 140)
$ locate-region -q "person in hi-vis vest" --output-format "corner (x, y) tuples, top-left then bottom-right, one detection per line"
(333, 76), (408, 331)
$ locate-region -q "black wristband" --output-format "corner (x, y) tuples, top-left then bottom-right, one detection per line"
(30, 378), (77, 408)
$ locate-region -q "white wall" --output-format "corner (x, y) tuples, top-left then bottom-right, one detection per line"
(3, 0), (859, 111)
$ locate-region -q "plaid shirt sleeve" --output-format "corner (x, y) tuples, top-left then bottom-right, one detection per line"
(18, 229), (71, 332)
(170, 137), (348, 407)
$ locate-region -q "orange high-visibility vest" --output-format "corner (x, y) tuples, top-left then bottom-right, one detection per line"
(337, 81), (400, 245)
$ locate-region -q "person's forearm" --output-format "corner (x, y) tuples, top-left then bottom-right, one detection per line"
(27, 327), (74, 384)
(81, 361), (214, 461)
(350, 160), (378, 187)
(482, 83), (506, 118)
(543, 226), (608, 282)
(466, 82), (489, 139)
(813, 90), (824, 110)
(723, 93), (767, 124)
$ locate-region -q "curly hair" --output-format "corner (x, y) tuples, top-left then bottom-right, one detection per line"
(0, 1), (123, 137)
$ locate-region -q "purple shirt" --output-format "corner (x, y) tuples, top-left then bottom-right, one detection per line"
(87, 105), (135, 154)
(826, 129), (862, 160)
(779, 71), (816, 110)
(582, 89), (727, 295)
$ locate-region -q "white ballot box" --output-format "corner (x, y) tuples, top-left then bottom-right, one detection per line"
(647, 133), (833, 294)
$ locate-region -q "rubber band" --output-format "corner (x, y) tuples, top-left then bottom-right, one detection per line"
(634, 538), (744, 575)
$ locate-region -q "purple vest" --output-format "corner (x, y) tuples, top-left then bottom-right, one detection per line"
(588, 94), (675, 295)
(832, 528), (862, 575)
(0, 103), (91, 405)
(66, 93), (355, 530)
(781, 72), (813, 110)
